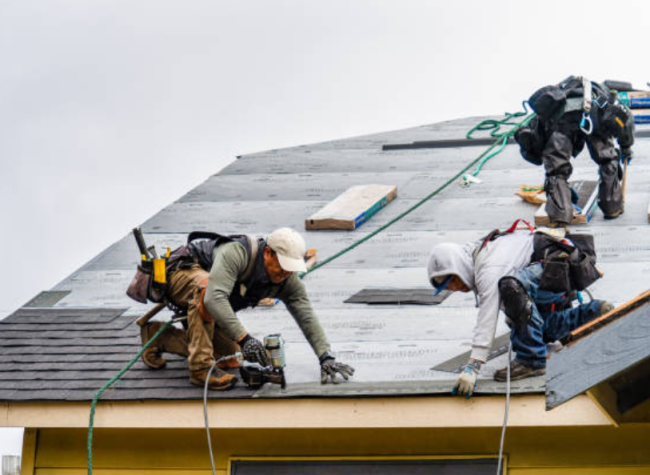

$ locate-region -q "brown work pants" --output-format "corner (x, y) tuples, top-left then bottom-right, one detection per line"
(163, 264), (240, 372)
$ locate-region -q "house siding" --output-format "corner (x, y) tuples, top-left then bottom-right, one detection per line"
(22, 425), (650, 475)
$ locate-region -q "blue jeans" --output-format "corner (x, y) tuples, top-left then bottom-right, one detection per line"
(509, 263), (603, 369)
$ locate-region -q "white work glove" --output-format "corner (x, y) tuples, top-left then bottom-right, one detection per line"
(452, 360), (481, 399)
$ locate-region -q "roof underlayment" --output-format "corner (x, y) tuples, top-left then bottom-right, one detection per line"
(1, 116), (649, 401)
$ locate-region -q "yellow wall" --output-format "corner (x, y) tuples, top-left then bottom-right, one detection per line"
(22, 425), (650, 475)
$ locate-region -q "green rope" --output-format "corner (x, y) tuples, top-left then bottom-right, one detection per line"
(466, 102), (531, 140)
(87, 109), (535, 474)
(303, 111), (535, 277)
(462, 103), (534, 181)
(87, 319), (173, 475)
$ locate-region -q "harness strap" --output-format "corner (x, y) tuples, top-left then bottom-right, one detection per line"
(474, 218), (536, 261)
(241, 236), (259, 282)
(198, 235), (260, 324)
(504, 218), (535, 234)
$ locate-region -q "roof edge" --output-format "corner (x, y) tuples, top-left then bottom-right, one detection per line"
(3, 394), (610, 429)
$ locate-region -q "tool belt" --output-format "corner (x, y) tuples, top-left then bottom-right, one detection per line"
(532, 232), (600, 293)
(126, 258), (167, 304)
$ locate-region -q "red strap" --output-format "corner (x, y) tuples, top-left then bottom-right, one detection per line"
(505, 218), (535, 234)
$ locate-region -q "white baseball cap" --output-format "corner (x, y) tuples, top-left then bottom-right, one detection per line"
(267, 228), (307, 273)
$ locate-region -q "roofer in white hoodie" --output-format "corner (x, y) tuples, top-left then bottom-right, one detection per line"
(427, 226), (612, 398)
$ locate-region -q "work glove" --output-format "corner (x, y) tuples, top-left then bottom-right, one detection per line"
(319, 351), (355, 384)
(240, 334), (270, 367)
(621, 147), (633, 165)
(451, 360), (481, 399)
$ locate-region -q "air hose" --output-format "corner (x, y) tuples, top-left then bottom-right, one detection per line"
(87, 319), (173, 475)
(87, 109), (535, 475)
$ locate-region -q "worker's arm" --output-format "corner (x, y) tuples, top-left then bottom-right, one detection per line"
(452, 265), (502, 398)
(276, 275), (331, 358)
(470, 265), (506, 363)
(203, 242), (249, 341)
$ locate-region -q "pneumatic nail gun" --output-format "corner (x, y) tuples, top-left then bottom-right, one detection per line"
(239, 334), (287, 389)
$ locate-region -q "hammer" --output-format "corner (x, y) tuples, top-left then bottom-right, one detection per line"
(136, 302), (166, 327)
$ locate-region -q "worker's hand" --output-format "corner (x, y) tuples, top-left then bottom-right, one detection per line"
(240, 335), (270, 367)
(621, 147), (633, 165)
(451, 360), (481, 399)
(319, 352), (355, 384)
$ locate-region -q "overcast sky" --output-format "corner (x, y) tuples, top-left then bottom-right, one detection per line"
(1, 0), (648, 458)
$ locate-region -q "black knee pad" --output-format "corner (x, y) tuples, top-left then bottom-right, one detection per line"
(499, 276), (532, 336)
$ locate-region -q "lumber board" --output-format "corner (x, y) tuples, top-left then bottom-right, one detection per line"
(534, 180), (598, 226)
(305, 184), (398, 230)
(561, 288), (650, 345)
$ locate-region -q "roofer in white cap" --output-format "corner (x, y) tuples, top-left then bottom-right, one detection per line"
(139, 227), (354, 390)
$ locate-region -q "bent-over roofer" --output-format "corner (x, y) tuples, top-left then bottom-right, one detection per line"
(427, 224), (612, 398)
(140, 228), (354, 390)
(515, 76), (635, 226)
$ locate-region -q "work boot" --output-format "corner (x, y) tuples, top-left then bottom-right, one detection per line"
(140, 323), (166, 370)
(190, 367), (238, 391)
(498, 276), (532, 337)
(603, 208), (624, 220)
(597, 300), (615, 316)
(494, 360), (545, 382)
(142, 346), (166, 370)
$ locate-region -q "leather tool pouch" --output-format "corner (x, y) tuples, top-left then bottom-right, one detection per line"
(534, 232), (600, 293)
(569, 249), (600, 291)
(540, 258), (571, 293)
(126, 260), (166, 304)
(567, 234), (599, 291)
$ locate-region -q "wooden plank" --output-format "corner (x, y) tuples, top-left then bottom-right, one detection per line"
(534, 180), (598, 226)
(546, 299), (650, 410)
(20, 428), (38, 475)
(562, 288), (650, 345)
(586, 383), (622, 427)
(305, 184), (397, 230)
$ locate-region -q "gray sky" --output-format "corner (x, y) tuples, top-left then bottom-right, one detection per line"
(0, 0), (648, 457)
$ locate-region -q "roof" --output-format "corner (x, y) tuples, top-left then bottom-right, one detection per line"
(1, 116), (649, 402)
(546, 288), (650, 420)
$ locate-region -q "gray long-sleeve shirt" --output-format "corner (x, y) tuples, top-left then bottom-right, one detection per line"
(427, 231), (534, 362)
(203, 242), (331, 358)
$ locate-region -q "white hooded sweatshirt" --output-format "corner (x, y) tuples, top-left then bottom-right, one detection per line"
(427, 231), (534, 362)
